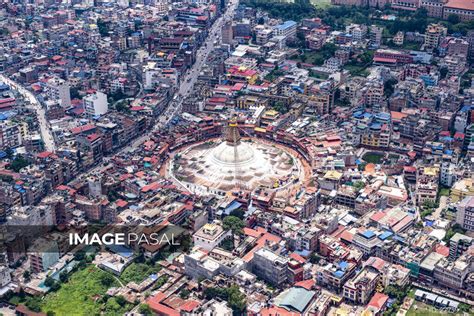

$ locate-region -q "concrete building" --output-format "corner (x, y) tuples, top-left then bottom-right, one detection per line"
(443, 0), (474, 21)
(369, 25), (383, 48)
(391, 0), (420, 11)
(84, 91), (108, 117)
(346, 24), (367, 42)
(456, 196), (474, 231)
(251, 248), (288, 287)
(273, 20), (297, 43)
(192, 223), (232, 251)
(343, 266), (380, 305)
(447, 38), (469, 59)
(222, 21), (233, 45)
(449, 233), (472, 260)
(46, 77), (71, 108)
(424, 23), (447, 51)
(420, 0), (447, 18)
(29, 238), (60, 273)
(0, 265), (11, 288)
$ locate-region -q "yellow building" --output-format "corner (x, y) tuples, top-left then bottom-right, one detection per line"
(451, 178), (474, 202)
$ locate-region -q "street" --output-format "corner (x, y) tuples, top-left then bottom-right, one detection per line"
(154, 0), (240, 129)
(0, 74), (57, 152)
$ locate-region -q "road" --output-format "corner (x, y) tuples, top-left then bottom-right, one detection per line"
(114, 0), (240, 155)
(433, 195), (448, 219)
(0, 74), (57, 152)
(69, 0), (240, 178)
(154, 0), (240, 129)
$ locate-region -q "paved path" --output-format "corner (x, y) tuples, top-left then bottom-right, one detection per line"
(0, 74), (57, 152)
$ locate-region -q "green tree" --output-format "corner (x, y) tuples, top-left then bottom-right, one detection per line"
(115, 295), (126, 307)
(99, 273), (115, 287)
(447, 14), (460, 25)
(273, 101), (288, 114)
(25, 297), (42, 312)
(179, 289), (190, 299)
(139, 304), (153, 315)
(223, 216), (245, 236)
(59, 271), (68, 283)
(97, 19), (110, 37)
(23, 270), (31, 282)
(9, 155), (29, 172)
(44, 276), (55, 288)
(353, 181), (365, 191)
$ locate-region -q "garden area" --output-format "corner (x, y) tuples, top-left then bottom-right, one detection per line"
(120, 262), (162, 284)
(407, 301), (468, 316)
(362, 152), (384, 164)
(9, 265), (133, 316)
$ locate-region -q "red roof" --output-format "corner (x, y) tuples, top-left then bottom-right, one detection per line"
(261, 306), (301, 316)
(290, 252), (306, 263)
(86, 133), (100, 142)
(180, 300), (200, 312)
(403, 166), (417, 173)
(71, 124), (95, 135)
(116, 199), (128, 208)
(147, 292), (180, 316)
(374, 57), (397, 64)
(435, 244), (450, 257)
(445, 0), (474, 10)
(367, 292), (389, 310)
(295, 279), (315, 290)
(37, 151), (53, 159)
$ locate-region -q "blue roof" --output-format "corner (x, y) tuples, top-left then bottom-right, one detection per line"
(107, 244), (134, 258)
(277, 287), (315, 313)
(370, 122), (382, 130)
(224, 200), (242, 215)
(276, 20), (297, 31)
(375, 112), (390, 121)
(339, 261), (348, 270)
(460, 105), (471, 113)
(378, 231), (393, 240)
(333, 270), (344, 278)
(295, 249), (311, 257)
(362, 230), (375, 239)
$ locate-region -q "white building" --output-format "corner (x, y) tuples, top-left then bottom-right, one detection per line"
(0, 265), (11, 287)
(192, 223), (232, 251)
(456, 196), (474, 232)
(440, 161), (456, 187)
(273, 20), (297, 43)
(144, 62), (178, 90)
(84, 91), (108, 117)
(46, 77), (71, 108)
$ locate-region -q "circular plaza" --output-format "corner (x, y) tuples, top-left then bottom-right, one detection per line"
(166, 121), (307, 195)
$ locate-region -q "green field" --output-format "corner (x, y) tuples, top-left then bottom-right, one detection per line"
(407, 302), (465, 316)
(310, 0), (331, 8)
(362, 152), (384, 164)
(120, 262), (161, 284)
(41, 266), (130, 315)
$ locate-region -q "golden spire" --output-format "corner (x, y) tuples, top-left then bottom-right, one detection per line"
(225, 117), (241, 145)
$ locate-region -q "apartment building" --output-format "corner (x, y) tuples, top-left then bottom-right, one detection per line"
(424, 23), (447, 51)
(84, 91), (108, 117)
(193, 223), (232, 251)
(45, 77), (71, 108)
(456, 196), (474, 231)
(251, 248), (289, 287)
(343, 266), (380, 305)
